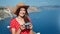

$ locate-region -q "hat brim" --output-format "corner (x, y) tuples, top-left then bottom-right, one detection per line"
(18, 6), (29, 9)
(14, 5), (29, 15)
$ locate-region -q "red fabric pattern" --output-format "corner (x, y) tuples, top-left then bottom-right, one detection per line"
(10, 17), (31, 34)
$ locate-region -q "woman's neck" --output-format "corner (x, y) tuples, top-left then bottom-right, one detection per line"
(17, 16), (23, 19)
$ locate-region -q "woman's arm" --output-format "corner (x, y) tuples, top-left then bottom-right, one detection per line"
(30, 30), (36, 34)
(16, 25), (25, 34)
(11, 28), (21, 34)
(29, 23), (36, 34)
(16, 28), (21, 34)
(11, 28), (16, 34)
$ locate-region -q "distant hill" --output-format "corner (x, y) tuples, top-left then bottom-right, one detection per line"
(39, 5), (60, 8)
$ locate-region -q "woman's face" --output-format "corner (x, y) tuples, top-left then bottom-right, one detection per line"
(19, 8), (26, 17)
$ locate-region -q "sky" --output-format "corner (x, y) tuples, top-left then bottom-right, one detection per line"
(0, 0), (60, 7)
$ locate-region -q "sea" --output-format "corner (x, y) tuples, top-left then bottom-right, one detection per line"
(0, 7), (60, 34)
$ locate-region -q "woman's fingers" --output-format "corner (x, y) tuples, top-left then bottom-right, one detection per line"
(29, 24), (33, 29)
(20, 25), (25, 30)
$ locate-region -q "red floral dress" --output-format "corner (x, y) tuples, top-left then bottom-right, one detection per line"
(10, 17), (31, 34)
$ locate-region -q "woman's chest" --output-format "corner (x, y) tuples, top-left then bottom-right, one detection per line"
(16, 18), (25, 25)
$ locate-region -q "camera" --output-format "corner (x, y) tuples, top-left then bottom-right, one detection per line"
(24, 22), (31, 29)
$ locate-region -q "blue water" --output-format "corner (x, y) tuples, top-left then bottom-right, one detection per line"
(0, 7), (60, 34)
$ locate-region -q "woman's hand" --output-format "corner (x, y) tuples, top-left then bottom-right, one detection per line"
(16, 25), (25, 34)
(20, 25), (25, 30)
(29, 24), (33, 30)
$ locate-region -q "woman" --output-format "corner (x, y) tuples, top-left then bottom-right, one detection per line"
(10, 3), (34, 34)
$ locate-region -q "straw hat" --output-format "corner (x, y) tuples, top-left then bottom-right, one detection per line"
(16, 2), (29, 7)
(13, 2), (29, 14)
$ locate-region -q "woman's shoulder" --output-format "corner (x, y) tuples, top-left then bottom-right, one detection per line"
(10, 18), (16, 26)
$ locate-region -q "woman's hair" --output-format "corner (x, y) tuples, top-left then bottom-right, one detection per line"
(15, 6), (29, 16)
(15, 7), (30, 23)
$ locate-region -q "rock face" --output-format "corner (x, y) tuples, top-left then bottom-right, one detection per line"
(0, 7), (15, 20)
(0, 6), (39, 20)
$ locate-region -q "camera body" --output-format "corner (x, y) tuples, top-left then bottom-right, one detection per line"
(24, 22), (31, 29)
